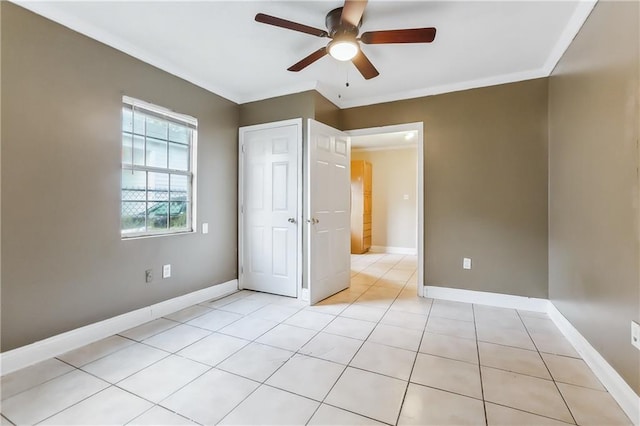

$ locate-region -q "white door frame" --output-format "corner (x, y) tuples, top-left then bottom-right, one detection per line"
(238, 118), (304, 298)
(346, 122), (425, 297)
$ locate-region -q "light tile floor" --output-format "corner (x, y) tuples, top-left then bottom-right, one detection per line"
(0, 253), (633, 425)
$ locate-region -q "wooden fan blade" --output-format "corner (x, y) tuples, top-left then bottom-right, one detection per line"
(361, 28), (437, 44)
(255, 13), (328, 38)
(341, 0), (367, 27)
(288, 47), (328, 72)
(352, 50), (379, 80)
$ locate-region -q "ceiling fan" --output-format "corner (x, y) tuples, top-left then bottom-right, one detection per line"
(255, 0), (436, 80)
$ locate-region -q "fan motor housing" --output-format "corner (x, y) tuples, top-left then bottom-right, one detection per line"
(325, 7), (362, 37)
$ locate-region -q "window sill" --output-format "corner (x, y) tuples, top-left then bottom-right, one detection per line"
(121, 229), (195, 241)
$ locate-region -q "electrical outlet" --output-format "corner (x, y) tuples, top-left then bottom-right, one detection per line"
(145, 269), (153, 283)
(632, 321), (640, 350)
(463, 257), (472, 270)
(163, 264), (171, 279)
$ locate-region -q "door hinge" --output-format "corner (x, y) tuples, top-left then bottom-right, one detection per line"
(240, 204), (244, 214)
(240, 266), (243, 275)
(241, 144), (245, 153)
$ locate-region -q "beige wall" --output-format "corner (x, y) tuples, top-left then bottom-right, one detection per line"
(239, 91), (316, 127)
(314, 92), (341, 129)
(1, 3), (240, 350)
(342, 79), (549, 298)
(351, 148), (417, 251)
(548, 0), (640, 393)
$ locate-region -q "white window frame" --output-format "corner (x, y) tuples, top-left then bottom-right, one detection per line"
(121, 96), (198, 239)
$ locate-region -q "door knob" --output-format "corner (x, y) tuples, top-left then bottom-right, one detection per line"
(288, 217), (296, 223)
(306, 218), (319, 224)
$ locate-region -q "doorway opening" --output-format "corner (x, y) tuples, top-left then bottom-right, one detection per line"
(346, 123), (425, 297)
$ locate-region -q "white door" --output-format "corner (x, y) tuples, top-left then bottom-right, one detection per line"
(306, 119), (351, 304)
(239, 120), (301, 297)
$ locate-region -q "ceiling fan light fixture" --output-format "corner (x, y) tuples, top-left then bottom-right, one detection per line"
(328, 38), (359, 61)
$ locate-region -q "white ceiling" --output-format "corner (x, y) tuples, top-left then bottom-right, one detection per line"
(17, 1), (596, 109)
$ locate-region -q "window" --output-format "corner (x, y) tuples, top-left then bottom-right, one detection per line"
(121, 96), (197, 238)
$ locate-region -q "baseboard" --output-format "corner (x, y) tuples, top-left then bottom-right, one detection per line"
(0, 279), (238, 376)
(424, 285), (639, 424)
(369, 245), (417, 255)
(424, 286), (548, 312)
(547, 304), (640, 425)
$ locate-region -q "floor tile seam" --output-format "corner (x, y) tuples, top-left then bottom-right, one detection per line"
(408, 380), (490, 404)
(0, 415), (16, 426)
(476, 362), (552, 381)
(215, 317), (280, 342)
(182, 364), (278, 426)
(515, 309), (579, 425)
(424, 329), (476, 341)
(184, 308), (250, 332)
(416, 349), (479, 366)
(142, 328), (216, 354)
(471, 304), (489, 426)
(211, 365), (269, 388)
(17, 374), (112, 425)
(315, 401), (395, 426)
(162, 305), (214, 324)
(216, 302), (271, 316)
(174, 331), (252, 363)
(481, 353), (612, 390)
(126, 403), (200, 426)
(150, 363), (276, 425)
(113, 360), (215, 405)
(474, 319), (529, 330)
(485, 401), (578, 424)
(363, 335), (422, 353)
(393, 292), (433, 426)
(483, 393), (579, 425)
(261, 377), (343, 405)
(264, 322), (333, 339)
(308, 282), (407, 425)
(337, 312), (386, 324)
(428, 313), (475, 323)
(53, 334), (141, 369)
(1, 358), (80, 402)
(212, 369), (297, 425)
(344, 362), (412, 383)
(536, 349), (582, 359)
(476, 337), (538, 351)
(253, 329), (321, 355)
(117, 319), (182, 343)
(80, 348), (174, 386)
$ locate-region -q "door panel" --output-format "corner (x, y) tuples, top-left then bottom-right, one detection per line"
(307, 119), (351, 304)
(240, 122), (300, 297)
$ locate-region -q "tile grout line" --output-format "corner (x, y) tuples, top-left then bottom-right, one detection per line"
(516, 310), (579, 425)
(41, 297), (293, 426)
(471, 304), (489, 426)
(393, 292), (433, 426)
(305, 256), (418, 425)
(25, 347), (188, 425)
(200, 299), (315, 425)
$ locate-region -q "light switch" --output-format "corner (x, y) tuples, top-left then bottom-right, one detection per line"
(202, 223), (209, 234)
(463, 258), (472, 270)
